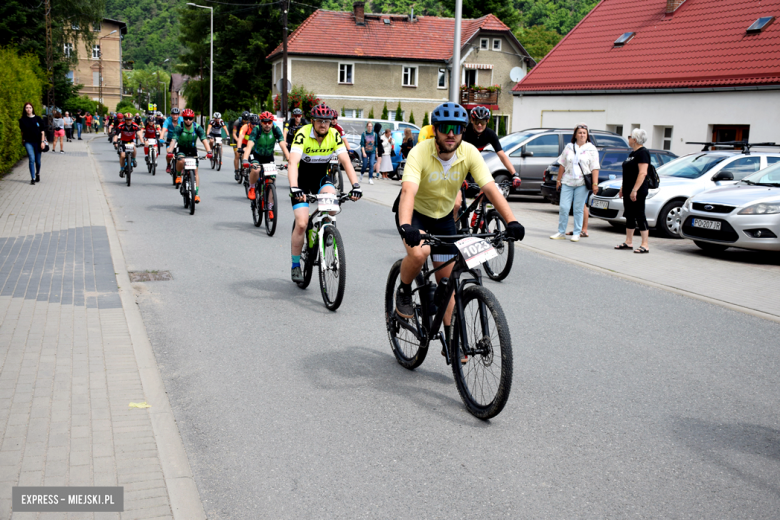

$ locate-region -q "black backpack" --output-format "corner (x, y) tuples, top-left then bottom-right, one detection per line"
(646, 163), (660, 189)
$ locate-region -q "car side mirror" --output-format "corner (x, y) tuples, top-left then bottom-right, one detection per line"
(521, 150), (534, 158)
(712, 170), (734, 181)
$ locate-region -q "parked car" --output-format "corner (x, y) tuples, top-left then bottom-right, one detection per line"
(541, 147), (677, 204)
(481, 128), (628, 195)
(343, 126), (419, 179)
(589, 150), (780, 238)
(680, 162), (780, 252)
(338, 117), (420, 135)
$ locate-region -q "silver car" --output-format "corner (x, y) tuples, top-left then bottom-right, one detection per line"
(589, 151), (780, 238)
(680, 162), (780, 252)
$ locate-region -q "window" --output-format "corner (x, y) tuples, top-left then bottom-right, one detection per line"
(712, 125), (749, 143)
(614, 32), (635, 47)
(492, 39), (501, 51)
(343, 109), (362, 118)
(66, 70), (74, 82)
(662, 127), (673, 150)
(437, 68), (447, 89)
(480, 38), (489, 49)
(63, 43), (73, 58)
(389, 110), (404, 121)
(464, 69), (477, 87)
(747, 16), (774, 34)
(725, 157), (761, 180)
(595, 134), (630, 147)
(650, 154), (664, 168)
(521, 134), (559, 157)
(93, 22), (101, 32)
(92, 45), (100, 59)
(767, 157), (780, 165)
(92, 71), (100, 86)
(402, 66), (417, 87)
(338, 63), (353, 84)
(601, 152), (629, 170)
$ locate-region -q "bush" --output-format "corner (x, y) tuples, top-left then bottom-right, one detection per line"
(368, 107), (374, 119)
(395, 102), (403, 121)
(422, 111), (429, 127)
(63, 95), (98, 115)
(381, 102), (388, 120)
(408, 111), (415, 125)
(115, 99), (136, 114)
(0, 46), (45, 175)
(272, 85), (320, 117)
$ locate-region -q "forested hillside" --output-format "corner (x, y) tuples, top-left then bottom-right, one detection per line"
(105, 0), (183, 69)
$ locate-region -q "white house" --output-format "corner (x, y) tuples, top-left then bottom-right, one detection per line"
(511, 0), (780, 155)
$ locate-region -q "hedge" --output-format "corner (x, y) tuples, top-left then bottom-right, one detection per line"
(0, 46), (45, 175)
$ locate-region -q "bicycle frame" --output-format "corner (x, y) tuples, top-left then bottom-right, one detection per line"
(306, 195), (345, 265)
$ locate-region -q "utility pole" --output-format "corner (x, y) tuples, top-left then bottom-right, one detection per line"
(449, 0), (463, 104)
(44, 0), (54, 129)
(199, 55), (204, 126)
(282, 0), (289, 119)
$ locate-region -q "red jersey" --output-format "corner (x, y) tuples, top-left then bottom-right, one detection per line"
(118, 122), (140, 142)
(143, 125), (158, 139)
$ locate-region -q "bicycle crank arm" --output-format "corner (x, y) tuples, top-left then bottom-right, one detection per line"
(391, 311), (424, 341)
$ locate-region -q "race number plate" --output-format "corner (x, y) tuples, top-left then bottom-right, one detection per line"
(329, 158), (339, 164)
(261, 163), (277, 178)
(125, 142), (134, 150)
(147, 139), (156, 145)
(215, 137), (222, 144)
(455, 237), (499, 269)
(184, 158), (197, 170)
(317, 193), (339, 212)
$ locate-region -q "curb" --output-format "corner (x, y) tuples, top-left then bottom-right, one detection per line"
(87, 137), (208, 520)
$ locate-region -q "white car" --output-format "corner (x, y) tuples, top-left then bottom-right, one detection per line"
(589, 151), (780, 237)
(680, 162), (780, 252)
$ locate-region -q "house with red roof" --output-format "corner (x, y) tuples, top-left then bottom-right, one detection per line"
(512, 0), (780, 154)
(268, 2), (533, 133)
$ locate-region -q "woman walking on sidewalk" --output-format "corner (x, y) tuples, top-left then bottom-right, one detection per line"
(52, 111), (65, 153)
(19, 103), (45, 184)
(551, 123), (599, 241)
(63, 112), (73, 142)
(615, 129), (652, 253)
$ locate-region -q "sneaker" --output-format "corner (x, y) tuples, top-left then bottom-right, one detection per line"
(360, 174), (364, 181)
(30, 179), (35, 185)
(369, 179), (374, 185)
(570, 234), (580, 242)
(35, 174), (40, 183)
(119, 169), (124, 178)
(248, 187), (256, 200)
(550, 232), (566, 240)
(395, 286), (414, 319)
(166, 166), (172, 174)
(175, 176), (182, 184)
(60, 150), (64, 154)
(291, 266), (304, 283)
(194, 195), (200, 204)
(268, 210), (274, 220)
(132, 159), (137, 167)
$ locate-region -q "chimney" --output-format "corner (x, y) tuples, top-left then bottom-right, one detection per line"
(354, 2), (365, 25)
(665, 0), (686, 13)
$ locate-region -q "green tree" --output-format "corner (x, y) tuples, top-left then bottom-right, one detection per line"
(381, 101), (388, 120)
(341, 106), (346, 116)
(514, 25), (563, 64)
(408, 111), (415, 125)
(422, 111), (429, 126)
(443, 0), (521, 30)
(105, 0), (183, 69)
(123, 68), (171, 111)
(116, 99), (136, 113)
(394, 101), (403, 121)
(63, 95), (98, 114)
(368, 107), (374, 119)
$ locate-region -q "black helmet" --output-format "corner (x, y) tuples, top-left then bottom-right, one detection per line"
(292, 108), (303, 116)
(431, 103), (468, 125)
(241, 110), (250, 120)
(249, 114), (260, 125)
(170, 107), (180, 115)
(470, 106), (491, 121)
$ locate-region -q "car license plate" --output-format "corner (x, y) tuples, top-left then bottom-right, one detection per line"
(591, 199), (609, 210)
(692, 218), (721, 231)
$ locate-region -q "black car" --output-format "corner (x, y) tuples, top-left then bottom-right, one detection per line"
(541, 147), (678, 204)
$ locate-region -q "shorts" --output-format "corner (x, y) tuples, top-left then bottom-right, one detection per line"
(54, 129), (65, 137)
(394, 209), (458, 259)
(175, 152), (197, 162)
(249, 153), (274, 166)
(291, 174), (334, 210)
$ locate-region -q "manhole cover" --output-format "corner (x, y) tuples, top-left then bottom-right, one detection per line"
(128, 271), (172, 282)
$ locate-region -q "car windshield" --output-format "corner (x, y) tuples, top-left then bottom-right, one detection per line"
(658, 154), (728, 179)
(483, 132), (538, 152)
(742, 162), (780, 186)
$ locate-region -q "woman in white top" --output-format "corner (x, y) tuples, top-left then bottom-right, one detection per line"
(63, 112), (73, 142)
(379, 128), (394, 179)
(550, 123), (600, 241)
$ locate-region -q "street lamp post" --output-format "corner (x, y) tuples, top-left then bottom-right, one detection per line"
(449, 0), (463, 104)
(186, 3), (213, 120)
(99, 29), (118, 112)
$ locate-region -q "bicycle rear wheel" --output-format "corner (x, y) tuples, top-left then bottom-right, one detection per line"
(482, 211), (514, 281)
(318, 225), (346, 310)
(450, 285), (512, 420)
(264, 182), (277, 236)
(384, 259), (428, 370)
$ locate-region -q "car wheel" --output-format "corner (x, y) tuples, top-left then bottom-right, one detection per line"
(494, 173), (510, 197)
(693, 240), (729, 252)
(658, 200), (684, 238)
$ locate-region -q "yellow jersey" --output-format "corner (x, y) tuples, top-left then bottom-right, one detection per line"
(402, 138), (494, 219)
(417, 125), (435, 142)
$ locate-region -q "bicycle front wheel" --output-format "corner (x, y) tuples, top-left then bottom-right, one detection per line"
(251, 193), (262, 227)
(151, 150), (156, 176)
(126, 163), (132, 186)
(264, 182), (277, 236)
(216, 146), (222, 171)
(318, 225), (346, 310)
(384, 259), (428, 370)
(189, 174), (196, 215)
(295, 222), (315, 290)
(482, 211), (514, 281)
(450, 285), (512, 420)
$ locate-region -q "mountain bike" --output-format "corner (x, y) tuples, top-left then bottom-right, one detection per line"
(455, 181), (514, 281)
(250, 162), (282, 236)
(168, 145), (179, 186)
(178, 155), (205, 215)
(385, 231), (515, 419)
(295, 193), (353, 311)
(210, 136), (222, 170)
(146, 138), (158, 176)
(120, 142), (134, 187)
(328, 158), (344, 192)
(235, 147), (246, 184)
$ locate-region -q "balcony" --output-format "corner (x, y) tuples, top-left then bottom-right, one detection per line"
(460, 87), (499, 106)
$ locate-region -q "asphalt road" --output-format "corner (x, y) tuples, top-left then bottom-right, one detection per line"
(91, 137), (780, 519)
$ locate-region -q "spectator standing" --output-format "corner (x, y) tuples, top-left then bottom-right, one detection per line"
(615, 129), (651, 253)
(360, 122), (377, 184)
(85, 112), (93, 133)
(379, 128), (394, 180)
(63, 112), (73, 142)
(373, 122), (383, 178)
(551, 123), (600, 241)
(74, 110), (84, 139)
(19, 103), (45, 184)
(400, 128), (414, 159)
(52, 111), (65, 153)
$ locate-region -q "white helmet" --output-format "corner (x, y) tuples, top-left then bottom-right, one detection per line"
(213, 112), (221, 119)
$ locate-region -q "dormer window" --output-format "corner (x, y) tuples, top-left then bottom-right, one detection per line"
(614, 32), (635, 47)
(747, 16), (774, 34)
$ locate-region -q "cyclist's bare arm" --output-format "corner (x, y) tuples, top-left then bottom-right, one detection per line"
(398, 181), (419, 227)
(242, 141), (255, 162)
(287, 151), (302, 198)
(482, 181), (518, 224)
(206, 124), (213, 135)
(202, 138), (212, 154)
(167, 139), (177, 154)
(279, 142), (290, 162)
(338, 151), (359, 187)
(496, 150), (516, 175)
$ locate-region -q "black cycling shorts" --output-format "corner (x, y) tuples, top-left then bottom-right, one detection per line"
(291, 173), (334, 210)
(395, 209), (458, 259)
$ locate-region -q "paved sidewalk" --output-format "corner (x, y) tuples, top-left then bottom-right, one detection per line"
(0, 137), (205, 519)
(358, 175), (780, 321)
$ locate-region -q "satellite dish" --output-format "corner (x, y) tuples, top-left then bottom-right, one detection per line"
(509, 67), (524, 82)
(277, 79), (292, 94)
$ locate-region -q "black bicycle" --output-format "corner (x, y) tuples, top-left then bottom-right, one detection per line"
(250, 163), (282, 236)
(385, 232), (515, 419)
(120, 141), (135, 187)
(328, 158), (344, 192)
(455, 181), (514, 281)
(179, 155), (206, 215)
(210, 136), (223, 170)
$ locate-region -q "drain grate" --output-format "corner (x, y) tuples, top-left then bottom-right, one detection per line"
(128, 270), (173, 282)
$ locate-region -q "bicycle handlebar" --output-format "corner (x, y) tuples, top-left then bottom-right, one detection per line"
(304, 193), (354, 204)
(420, 231), (516, 247)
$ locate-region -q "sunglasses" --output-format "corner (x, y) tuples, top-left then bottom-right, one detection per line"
(183, 117), (194, 121)
(436, 124), (464, 135)
(314, 119), (332, 124)
(260, 120), (273, 124)
(577, 125), (588, 130)
(472, 118), (489, 125)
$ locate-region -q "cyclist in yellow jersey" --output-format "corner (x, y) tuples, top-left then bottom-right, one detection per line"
(394, 103), (525, 351)
(417, 124), (435, 142)
(288, 104), (363, 283)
